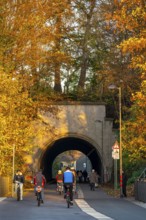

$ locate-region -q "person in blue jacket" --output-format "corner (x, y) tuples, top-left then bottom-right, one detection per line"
(63, 167), (74, 204)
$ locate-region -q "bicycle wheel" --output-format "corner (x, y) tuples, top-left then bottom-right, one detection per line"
(66, 195), (70, 208)
(37, 193), (41, 206)
(38, 199), (41, 206)
(17, 187), (20, 201)
(67, 198), (70, 208)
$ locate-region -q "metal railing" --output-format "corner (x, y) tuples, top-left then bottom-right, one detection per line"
(134, 168), (146, 203)
(138, 168), (146, 180)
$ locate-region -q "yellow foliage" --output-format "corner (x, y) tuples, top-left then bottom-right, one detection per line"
(0, 69), (36, 176)
(123, 79), (146, 161)
(111, 0), (146, 78)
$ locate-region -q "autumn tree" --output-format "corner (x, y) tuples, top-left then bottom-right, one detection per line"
(107, 0), (146, 171)
(61, 0), (112, 99)
(0, 68), (37, 176)
(0, 0), (73, 97)
(122, 80), (146, 163)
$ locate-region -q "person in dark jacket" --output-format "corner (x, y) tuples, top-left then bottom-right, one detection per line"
(82, 169), (88, 183)
(13, 170), (24, 200)
(63, 167), (74, 204)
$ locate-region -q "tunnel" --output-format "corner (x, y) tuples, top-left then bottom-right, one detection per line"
(40, 136), (102, 182)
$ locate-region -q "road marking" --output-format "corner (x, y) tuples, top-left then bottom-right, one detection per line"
(77, 185), (84, 199)
(0, 198), (6, 202)
(76, 185), (114, 220)
(75, 199), (114, 220)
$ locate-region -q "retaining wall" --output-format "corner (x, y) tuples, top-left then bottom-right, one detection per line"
(0, 176), (10, 197)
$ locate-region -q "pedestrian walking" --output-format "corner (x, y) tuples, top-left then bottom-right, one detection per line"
(82, 169), (88, 183)
(78, 170), (83, 183)
(89, 169), (97, 191)
(95, 171), (100, 188)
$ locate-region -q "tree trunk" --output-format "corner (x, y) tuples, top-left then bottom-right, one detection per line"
(78, 0), (96, 91)
(54, 64), (62, 93)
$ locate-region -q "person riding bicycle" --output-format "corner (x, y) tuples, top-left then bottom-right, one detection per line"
(70, 167), (77, 194)
(34, 169), (46, 203)
(63, 167), (74, 205)
(13, 170), (24, 200)
(56, 170), (63, 192)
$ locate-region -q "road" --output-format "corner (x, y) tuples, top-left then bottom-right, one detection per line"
(0, 183), (146, 220)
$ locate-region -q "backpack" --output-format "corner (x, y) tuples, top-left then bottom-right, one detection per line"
(35, 173), (43, 185)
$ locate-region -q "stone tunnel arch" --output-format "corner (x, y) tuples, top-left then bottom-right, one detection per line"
(40, 135), (102, 181)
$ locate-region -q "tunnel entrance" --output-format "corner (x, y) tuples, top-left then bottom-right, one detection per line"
(41, 137), (102, 181)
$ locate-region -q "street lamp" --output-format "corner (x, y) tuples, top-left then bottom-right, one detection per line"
(95, 120), (104, 184)
(12, 145), (15, 197)
(108, 84), (123, 197)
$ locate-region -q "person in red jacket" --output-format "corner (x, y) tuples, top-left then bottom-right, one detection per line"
(34, 170), (46, 203)
(56, 170), (63, 183)
(56, 170), (63, 193)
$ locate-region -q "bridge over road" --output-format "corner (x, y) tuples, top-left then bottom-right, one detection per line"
(30, 102), (116, 181)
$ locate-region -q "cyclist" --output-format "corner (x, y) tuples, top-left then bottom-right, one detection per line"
(34, 169), (46, 203)
(70, 167), (77, 194)
(56, 170), (63, 192)
(13, 170), (24, 200)
(63, 167), (74, 205)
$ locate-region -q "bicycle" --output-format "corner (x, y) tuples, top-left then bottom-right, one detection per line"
(65, 185), (73, 208)
(36, 186), (42, 206)
(66, 185), (71, 208)
(57, 182), (63, 195)
(15, 181), (21, 201)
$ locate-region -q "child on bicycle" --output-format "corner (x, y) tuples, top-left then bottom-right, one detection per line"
(56, 170), (63, 192)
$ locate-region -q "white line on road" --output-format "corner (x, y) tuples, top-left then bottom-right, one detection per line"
(75, 199), (114, 220)
(0, 198), (6, 202)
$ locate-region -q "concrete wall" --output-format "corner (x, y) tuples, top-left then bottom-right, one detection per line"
(32, 102), (115, 181)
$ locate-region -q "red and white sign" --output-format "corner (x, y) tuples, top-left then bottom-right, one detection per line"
(112, 141), (119, 159)
(112, 141), (119, 150)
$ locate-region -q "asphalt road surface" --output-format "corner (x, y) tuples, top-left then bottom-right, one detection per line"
(0, 183), (146, 220)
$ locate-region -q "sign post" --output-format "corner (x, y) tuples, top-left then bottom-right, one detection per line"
(112, 141), (119, 190)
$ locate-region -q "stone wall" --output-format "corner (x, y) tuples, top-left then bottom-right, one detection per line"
(0, 176), (10, 197)
(31, 102), (115, 181)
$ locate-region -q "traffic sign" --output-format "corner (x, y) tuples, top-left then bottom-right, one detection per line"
(112, 141), (119, 159)
(112, 150), (119, 159)
(112, 141), (119, 150)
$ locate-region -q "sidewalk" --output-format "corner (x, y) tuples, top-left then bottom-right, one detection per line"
(77, 183), (146, 209)
(125, 196), (146, 209)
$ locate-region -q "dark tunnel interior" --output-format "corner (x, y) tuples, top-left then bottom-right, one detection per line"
(41, 137), (102, 181)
